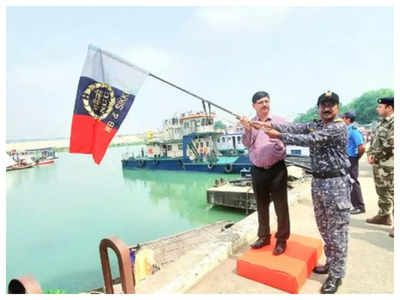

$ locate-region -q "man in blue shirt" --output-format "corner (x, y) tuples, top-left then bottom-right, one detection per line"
(342, 112), (366, 214)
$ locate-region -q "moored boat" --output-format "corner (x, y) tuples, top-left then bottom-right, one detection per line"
(8, 147), (58, 167)
(5, 152), (35, 171)
(122, 112), (252, 174)
(122, 111), (311, 174)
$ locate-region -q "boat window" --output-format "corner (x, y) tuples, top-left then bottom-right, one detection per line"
(237, 136), (241, 144)
(291, 149), (301, 155)
(178, 144), (183, 150)
(217, 138), (220, 143)
(206, 142), (209, 147)
(200, 142), (204, 147)
(228, 137), (231, 142)
(196, 143), (199, 148)
(222, 137), (225, 143)
(167, 145), (172, 151)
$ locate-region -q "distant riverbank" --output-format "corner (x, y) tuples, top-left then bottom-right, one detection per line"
(6, 134), (146, 152)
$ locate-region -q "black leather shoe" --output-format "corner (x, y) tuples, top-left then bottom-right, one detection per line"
(320, 276), (342, 294)
(313, 264), (329, 274)
(350, 208), (365, 215)
(250, 237), (270, 249)
(273, 240), (286, 255)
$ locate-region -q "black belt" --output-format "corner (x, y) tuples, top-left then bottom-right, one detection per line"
(253, 160), (285, 171)
(313, 170), (346, 179)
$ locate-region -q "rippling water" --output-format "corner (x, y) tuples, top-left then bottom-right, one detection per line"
(6, 146), (245, 293)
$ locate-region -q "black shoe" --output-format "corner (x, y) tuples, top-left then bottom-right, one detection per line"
(313, 264), (329, 274)
(350, 208), (365, 215)
(273, 240), (286, 255)
(250, 237), (270, 249)
(320, 276), (342, 294)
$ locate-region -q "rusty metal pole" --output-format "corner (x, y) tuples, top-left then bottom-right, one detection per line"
(99, 236), (135, 294)
(8, 274), (42, 294)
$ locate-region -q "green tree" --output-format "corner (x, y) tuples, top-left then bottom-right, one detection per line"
(340, 89), (393, 124)
(293, 88), (393, 124)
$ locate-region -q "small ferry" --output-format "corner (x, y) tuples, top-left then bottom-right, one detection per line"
(122, 112), (252, 174)
(26, 147), (58, 166)
(5, 152), (34, 171)
(8, 147), (58, 167)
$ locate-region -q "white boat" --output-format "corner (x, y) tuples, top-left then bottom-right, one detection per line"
(5, 152), (34, 171)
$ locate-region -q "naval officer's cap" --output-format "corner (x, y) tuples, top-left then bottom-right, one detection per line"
(317, 91), (339, 106)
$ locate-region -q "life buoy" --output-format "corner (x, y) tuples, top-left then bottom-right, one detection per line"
(207, 164), (214, 170)
(224, 164), (233, 173)
(137, 160), (145, 168)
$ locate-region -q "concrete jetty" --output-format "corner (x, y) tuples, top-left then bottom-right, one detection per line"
(107, 155), (393, 294)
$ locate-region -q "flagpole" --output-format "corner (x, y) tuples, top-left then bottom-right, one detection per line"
(89, 45), (241, 119)
(148, 73), (241, 119)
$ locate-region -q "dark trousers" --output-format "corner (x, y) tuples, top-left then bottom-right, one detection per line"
(251, 160), (290, 241)
(348, 156), (365, 210)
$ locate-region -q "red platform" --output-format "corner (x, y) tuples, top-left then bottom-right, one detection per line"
(237, 233), (323, 294)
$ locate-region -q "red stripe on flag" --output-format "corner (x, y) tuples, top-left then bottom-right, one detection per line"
(92, 120), (117, 164)
(69, 114), (117, 164)
(69, 114), (96, 154)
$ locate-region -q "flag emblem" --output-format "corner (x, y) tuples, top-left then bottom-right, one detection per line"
(82, 82), (116, 120)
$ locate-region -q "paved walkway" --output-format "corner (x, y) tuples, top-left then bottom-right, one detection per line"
(187, 157), (394, 294)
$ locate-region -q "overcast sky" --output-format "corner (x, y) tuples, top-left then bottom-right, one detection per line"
(6, 5), (393, 141)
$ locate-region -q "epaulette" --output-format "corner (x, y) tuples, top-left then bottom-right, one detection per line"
(334, 118), (344, 123)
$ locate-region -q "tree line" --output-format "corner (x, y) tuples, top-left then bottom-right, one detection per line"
(293, 88), (393, 125)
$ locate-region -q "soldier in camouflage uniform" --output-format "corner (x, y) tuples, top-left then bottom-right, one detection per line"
(260, 91), (351, 294)
(366, 97), (394, 238)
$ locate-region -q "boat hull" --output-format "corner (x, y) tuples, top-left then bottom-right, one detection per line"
(6, 165), (34, 171)
(122, 157), (251, 174)
(35, 159), (55, 166)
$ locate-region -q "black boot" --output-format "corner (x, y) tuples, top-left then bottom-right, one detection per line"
(313, 263), (329, 274)
(250, 237), (270, 249)
(320, 276), (342, 294)
(273, 240), (287, 255)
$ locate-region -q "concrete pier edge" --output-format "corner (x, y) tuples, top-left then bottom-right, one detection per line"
(155, 212), (259, 293)
(154, 191), (301, 293)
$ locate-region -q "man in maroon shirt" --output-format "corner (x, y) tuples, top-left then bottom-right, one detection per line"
(239, 91), (290, 255)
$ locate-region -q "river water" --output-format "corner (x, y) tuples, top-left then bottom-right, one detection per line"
(6, 146), (245, 293)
